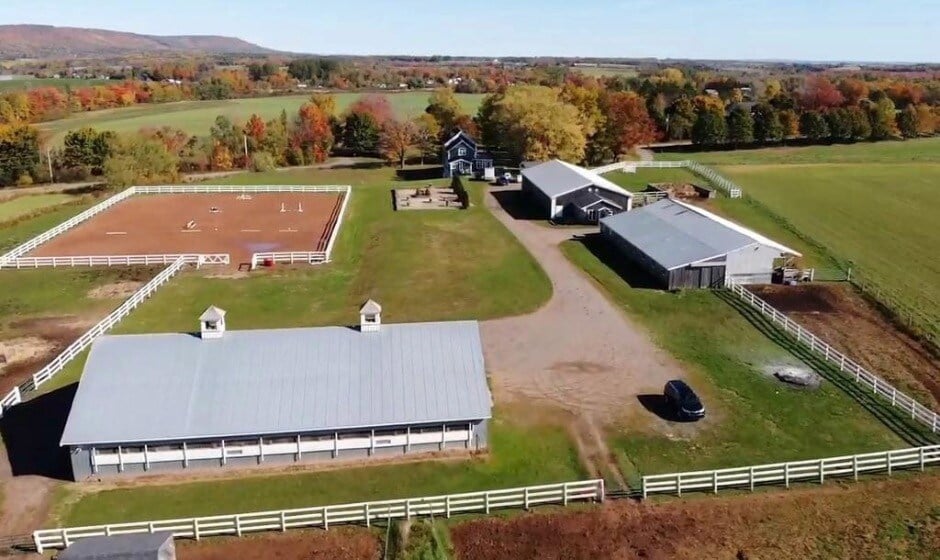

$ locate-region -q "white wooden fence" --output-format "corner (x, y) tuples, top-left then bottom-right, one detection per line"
(642, 444), (940, 497)
(0, 253), (229, 269)
(0, 256), (189, 416)
(0, 187), (137, 263)
(726, 278), (940, 433)
(590, 161), (637, 174)
(594, 160), (744, 198)
(250, 251), (327, 269)
(33, 479), (604, 553)
(134, 185), (350, 194)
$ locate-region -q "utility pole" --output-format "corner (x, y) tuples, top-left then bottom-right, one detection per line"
(47, 146), (54, 183)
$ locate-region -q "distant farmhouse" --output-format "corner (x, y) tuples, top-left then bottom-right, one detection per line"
(600, 199), (800, 289)
(60, 301), (492, 479)
(521, 160), (633, 223)
(442, 129), (494, 179)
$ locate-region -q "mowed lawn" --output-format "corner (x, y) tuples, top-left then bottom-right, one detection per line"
(562, 239), (928, 484)
(660, 137), (940, 165)
(0, 194), (76, 223)
(38, 92), (485, 144)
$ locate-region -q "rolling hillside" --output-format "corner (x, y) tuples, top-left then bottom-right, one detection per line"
(0, 24), (276, 58)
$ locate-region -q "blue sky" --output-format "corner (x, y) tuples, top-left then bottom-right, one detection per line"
(0, 0), (935, 62)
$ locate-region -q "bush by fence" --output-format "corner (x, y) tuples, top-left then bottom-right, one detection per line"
(450, 176), (470, 209)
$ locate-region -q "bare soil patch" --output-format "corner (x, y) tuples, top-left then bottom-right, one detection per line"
(0, 317), (90, 395)
(749, 283), (940, 408)
(0, 337), (55, 374)
(394, 186), (462, 210)
(86, 281), (143, 300)
(30, 192), (345, 267)
(452, 474), (940, 560)
(178, 528), (380, 560)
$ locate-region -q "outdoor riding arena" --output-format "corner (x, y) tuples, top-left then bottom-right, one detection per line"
(1, 184), (351, 271)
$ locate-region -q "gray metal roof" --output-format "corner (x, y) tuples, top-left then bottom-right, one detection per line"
(58, 533), (172, 560)
(61, 321), (491, 446)
(601, 199), (793, 270)
(521, 160), (632, 200)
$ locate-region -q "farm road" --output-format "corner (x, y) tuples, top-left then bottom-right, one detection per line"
(480, 186), (686, 426)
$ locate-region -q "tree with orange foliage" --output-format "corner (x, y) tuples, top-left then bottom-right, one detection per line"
(291, 102), (333, 164)
(380, 119), (417, 168)
(347, 94), (393, 126)
(801, 75), (844, 110)
(837, 78), (869, 106)
(210, 142), (234, 171)
(593, 91), (657, 162)
(243, 114), (266, 152)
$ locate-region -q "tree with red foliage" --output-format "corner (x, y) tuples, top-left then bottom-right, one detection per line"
(347, 94), (393, 125)
(801, 75), (844, 110)
(837, 78), (869, 106)
(884, 83), (924, 109)
(291, 103), (333, 164)
(593, 91), (657, 162)
(243, 114), (266, 152)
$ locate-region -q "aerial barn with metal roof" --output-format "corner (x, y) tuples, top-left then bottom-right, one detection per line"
(57, 532), (175, 560)
(600, 198), (801, 289)
(521, 160), (633, 223)
(60, 301), (492, 480)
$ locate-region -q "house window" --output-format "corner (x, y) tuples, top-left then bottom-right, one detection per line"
(457, 147), (467, 157)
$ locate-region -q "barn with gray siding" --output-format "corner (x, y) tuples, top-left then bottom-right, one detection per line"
(600, 199), (800, 289)
(58, 532), (175, 560)
(521, 160), (633, 223)
(60, 302), (491, 480)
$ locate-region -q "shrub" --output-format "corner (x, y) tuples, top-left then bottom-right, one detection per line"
(251, 151), (277, 172)
(16, 173), (33, 186)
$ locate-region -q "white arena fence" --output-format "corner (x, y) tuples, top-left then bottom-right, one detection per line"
(725, 278), (940, 433)
(0, 256), (189, 417)
(250, 251), (326, 269)
(33, 479), (604, 553)
(0, 187), (137, 263)
(0, 253), (229, 269)
(642, 444), (940, 497)
(0, 184), (351, 270)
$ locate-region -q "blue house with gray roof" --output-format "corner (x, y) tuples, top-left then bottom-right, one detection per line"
(441, 129), (493, 178)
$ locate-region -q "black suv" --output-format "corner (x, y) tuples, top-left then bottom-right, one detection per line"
(663, 379), (705, 420)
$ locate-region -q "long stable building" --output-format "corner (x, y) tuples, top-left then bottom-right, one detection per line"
(61, 301), (492, 479)
(600, 198), (801, 289)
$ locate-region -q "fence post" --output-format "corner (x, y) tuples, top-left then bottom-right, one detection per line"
(484, 492), (490, 514)
(819, 459), (825, 484)
(364, 503), (370, 527)
(749, 466), (755, 491)
(784, 463), (790, 488)
(523, 487), (530, 510)
(235, 515), (242, 536)
(712, 470), (718, 494)
(406, 500), (412, 519)
(281, 510), (287, 532)
(887, 452), (893, 476)
(853, 455), (859, 481)
(193, 519), (200, 541)
(676, 474), (682, 497)
(323, 507), (329, 530)
(563, 482), (569, 506)
(445, 495), (451, 518)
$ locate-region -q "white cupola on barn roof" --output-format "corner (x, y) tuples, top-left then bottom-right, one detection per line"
(359, 299), (382, 332)
(199, 305), (227, 339)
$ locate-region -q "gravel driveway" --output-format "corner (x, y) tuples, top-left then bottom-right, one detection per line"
(481, 187), (687, 425)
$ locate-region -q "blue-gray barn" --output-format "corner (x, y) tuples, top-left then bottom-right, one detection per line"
(600, 199), (800, 289)
(60, 301), (492, 480)
(521, 160), (634, 223)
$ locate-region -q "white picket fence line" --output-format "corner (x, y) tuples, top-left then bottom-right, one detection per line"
(134, 185), (350, 194)
(0, 187), (137, 263)
(589, 161), (637, 174)
(0, 253), (229, 269)
(250, 251), (327, 269)
(642, 444), (940, 497)
(0, 256), (190, 417)
(625, 160), (744, 198)
(726, 278), (940, 433)
(33, 479), (604, 553)
(322, 185), (351, 260)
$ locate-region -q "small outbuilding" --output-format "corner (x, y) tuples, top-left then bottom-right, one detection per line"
(521, 160), (633, 223)
(57, 532), (175, 560)
(60, 302), (492, 480)
(600, 198), (800, 289)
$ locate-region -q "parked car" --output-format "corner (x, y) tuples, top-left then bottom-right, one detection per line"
(495, 175), (510, 186)
(663, 379), (705, 420)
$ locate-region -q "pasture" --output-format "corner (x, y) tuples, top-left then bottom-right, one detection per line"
(0, 194), (76, 223)
(660, 137), (940, 165)
(0, 77), (111, 93)
(37, 92), (485, 144)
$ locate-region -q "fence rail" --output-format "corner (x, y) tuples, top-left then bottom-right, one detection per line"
(33, 479), (604, 553)
(0, 253), (229, 269)
(134, 185), (349, 194)
(726, 278), (940, 433)
(642, 444), (940, 497)
(0, 187), (136, 263)
(0, 256), (190, 416)
(250, 251), (327, 269)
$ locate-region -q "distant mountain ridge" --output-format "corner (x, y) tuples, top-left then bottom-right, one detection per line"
(0, 24), (278, 58)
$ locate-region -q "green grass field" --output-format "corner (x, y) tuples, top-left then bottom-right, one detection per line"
(562, 240), (931, 484)
(0, 194), (76, 223)
(658, 138), (940, 325)
(0, 77), (111, 92)
(37, 92), (485, 144)
(571, 66), (639, 78)
(602, 167), (701, 191)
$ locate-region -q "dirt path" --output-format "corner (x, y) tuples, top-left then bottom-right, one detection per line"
(481, 187), (686, 427)
(0, 447), (57, 538)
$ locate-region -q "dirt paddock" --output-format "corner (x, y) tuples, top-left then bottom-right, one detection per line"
(748, 282), (940, 408)
(30, 192), (345, 266)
